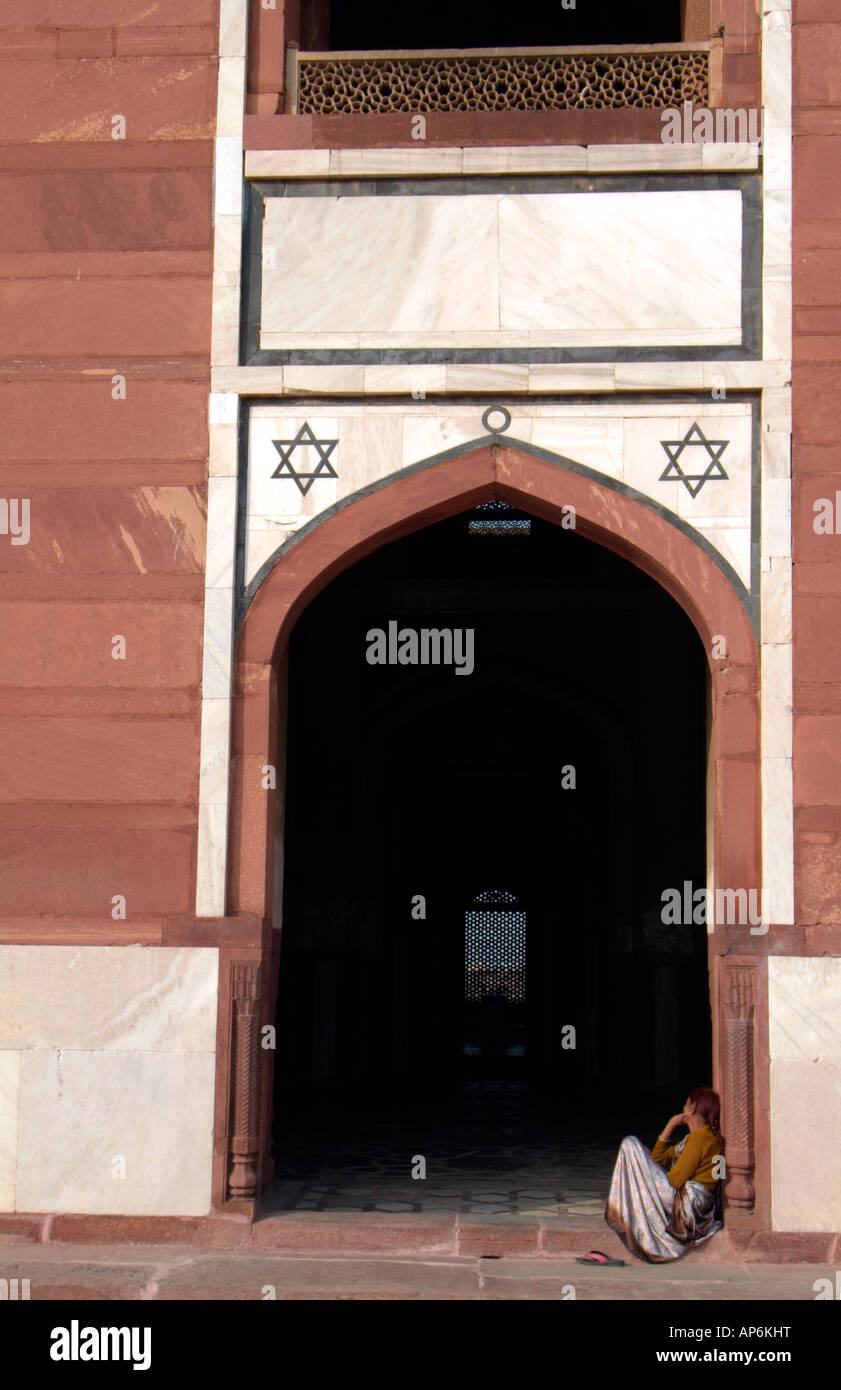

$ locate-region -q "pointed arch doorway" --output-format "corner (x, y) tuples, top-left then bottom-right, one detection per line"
(217, 442), (763, 1226)
(265, 501), (708, 1208)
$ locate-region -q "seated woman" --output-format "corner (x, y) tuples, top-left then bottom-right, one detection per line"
(603, 1086), (724, 1263)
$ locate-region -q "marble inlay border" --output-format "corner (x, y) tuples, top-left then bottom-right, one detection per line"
(234, 392), (761, 639)
(243, 143), (760, 181)
(240, 173), (763, 366)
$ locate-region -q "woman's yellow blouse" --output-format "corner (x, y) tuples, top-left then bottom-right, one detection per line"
(651, 1124), (721, 1189)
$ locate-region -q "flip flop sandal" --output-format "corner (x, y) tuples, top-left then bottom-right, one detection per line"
(576, 1250), (626, 1266)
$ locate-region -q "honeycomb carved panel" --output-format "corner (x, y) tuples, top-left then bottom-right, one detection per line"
(296, 50), (710, 115)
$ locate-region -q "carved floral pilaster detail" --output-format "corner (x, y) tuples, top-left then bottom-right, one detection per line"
(723, 964), (756, 1210)
(227, 961), (262, 1200)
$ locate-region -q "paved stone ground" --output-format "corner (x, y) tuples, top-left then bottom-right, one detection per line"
(0, 1242), (829, 1300)
(271, 1078), (650, 1215)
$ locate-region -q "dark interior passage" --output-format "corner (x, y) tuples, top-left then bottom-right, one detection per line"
(270, 499), (711, 1210)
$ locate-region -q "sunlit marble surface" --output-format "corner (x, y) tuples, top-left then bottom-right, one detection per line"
(260, 189), (743, 350)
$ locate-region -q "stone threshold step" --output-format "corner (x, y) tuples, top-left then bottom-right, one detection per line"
(2, 1211), (838, 1265)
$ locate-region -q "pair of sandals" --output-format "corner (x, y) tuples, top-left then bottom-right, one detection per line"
(576, 1249), (626, 1266)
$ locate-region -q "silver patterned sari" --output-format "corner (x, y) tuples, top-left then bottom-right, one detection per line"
(604, 1135), (722, 1263)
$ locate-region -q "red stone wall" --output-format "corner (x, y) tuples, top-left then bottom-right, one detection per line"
(0, 3), (217, 939)
(793, 0), (841, 940)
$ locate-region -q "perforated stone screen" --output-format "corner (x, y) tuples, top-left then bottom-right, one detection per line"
(465, 893), (527, 1002)
(296, 50), (710, 115)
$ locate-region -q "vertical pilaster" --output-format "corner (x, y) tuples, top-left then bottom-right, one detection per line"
(723, 959), (757, 1210)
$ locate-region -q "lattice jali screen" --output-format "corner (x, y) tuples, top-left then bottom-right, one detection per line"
(295, 50), (710, 115)
(465, 897), (526, 1003)
(469, 500), (531, 536)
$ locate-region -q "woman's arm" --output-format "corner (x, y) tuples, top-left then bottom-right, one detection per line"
(662, 1130), (704, 1189)
(651, 1113), (685, 1167)
(651, 1136), (676, 1165)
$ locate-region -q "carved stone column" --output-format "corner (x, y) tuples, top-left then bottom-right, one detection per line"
(723, 963), (756, 1210)
(227, 961), (262, 1200)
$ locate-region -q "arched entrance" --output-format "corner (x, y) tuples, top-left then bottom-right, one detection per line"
(216, 441), (763, 1224)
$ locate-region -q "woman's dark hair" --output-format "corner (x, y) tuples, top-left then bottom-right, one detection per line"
(688, 1086), (725, 1154)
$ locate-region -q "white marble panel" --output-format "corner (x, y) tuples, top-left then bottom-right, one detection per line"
(244, 149), (331, 179)
(213, 214), (242, 286)
(331, 414), (404, 496)
(769, 957), (841, 1230)
(762, 430), (791, 480)
(529, 417), (624, 480)
(209, 423), (238, 478)
(528, 365), (615, 393)
(445, 364), (529, 393)
(219, 0), (247, 58)
(205, 477), (238, 589)
(762, 758), (794, 927)
(217, 55), (245, 140)
(211, 366), (285, 395)
(262, 330), (539, 351)
(0, 946), (218, 1053)
(260, 189), (743, 349)
(246, 143), (757, 180)
(214, 136), (242, 218)
(241, 404), (755, 587)
(763, 127), (793, 197)
(196, 801), (228, 919)
(695, 525), (751, 586)
(329, 147), (463, 176)
(462, 145), (587, 174)
(247, 415), (340, 523)
(283, 366), (366, 396)
(623, 415), (747, 510)
(201, 585), (235, 699)
(762, 477), (792, 559)
(764, 280), (792, 363)
(0, 1051), (20, 1212)
(524, 326), (736, 349)
(199, 697), (232, 809)
(614, 363), (702, 390)
(209, 361), (802, 398)
(261, 195), (500, 339)
(763, 188), (792, 282)
(498, 191), (742, 341)
(210, 283), (240, 368)
(761, 388), (792, 435)
(763, 13), (793, 132)
(587, 143), (704, 171)
(702, 362), (789, 391)
(762, 556), (792, 643)
(244, 521), (299, 588)
(16, 1050), (215, 1216)
(701, 142), (759, 170)
(761, 641), (793, 759)
(362, 365), (447, 395)
(770, 957), (841, 1065)
(672, 414), (752, 523)
(770, 1058), (841, 1231)
(401, 415), (490, 470)
(209, 392), (238, 426)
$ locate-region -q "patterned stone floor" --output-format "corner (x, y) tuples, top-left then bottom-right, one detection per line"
(267, 1080), (665, 1217)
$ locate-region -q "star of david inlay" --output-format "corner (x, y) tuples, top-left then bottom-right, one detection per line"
(270, 422), (338, 495)
(658, 423), (730, 499)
